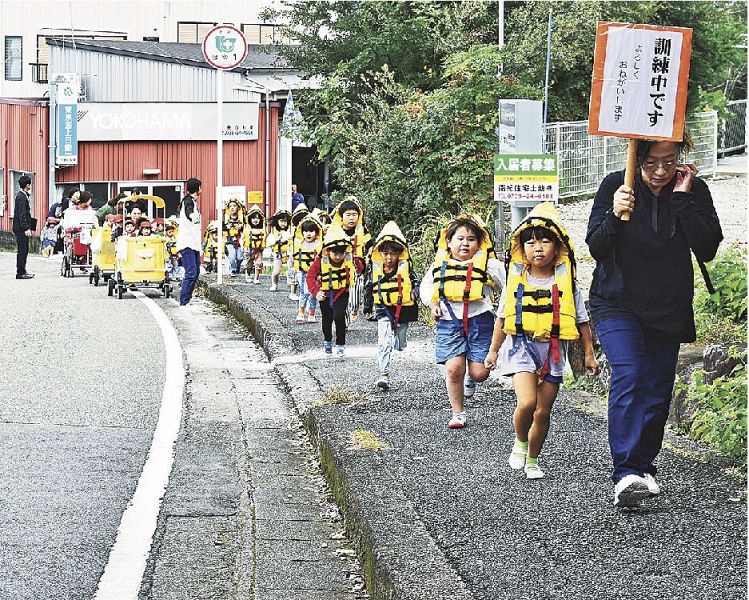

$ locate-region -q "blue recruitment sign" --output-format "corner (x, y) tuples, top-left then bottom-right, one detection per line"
(55, 74), (79, 165)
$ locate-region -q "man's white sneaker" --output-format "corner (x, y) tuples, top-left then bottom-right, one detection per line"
(643, 473), (661, 495)
(447, 412), (466, 429)
(613, 474), (650, 507)
(464, 375), (476, 399)
(524, 462), (545, 479)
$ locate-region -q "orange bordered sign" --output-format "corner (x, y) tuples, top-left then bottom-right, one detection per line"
(589, 22), (692, 142)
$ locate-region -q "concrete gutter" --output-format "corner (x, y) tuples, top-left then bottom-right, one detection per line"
(198, 279), (475, 600)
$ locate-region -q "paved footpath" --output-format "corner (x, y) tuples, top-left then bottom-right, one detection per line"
(147, 298), (366, 599)
(200, 276), (746, 600)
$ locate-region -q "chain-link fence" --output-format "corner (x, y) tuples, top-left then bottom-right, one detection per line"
(719, 99), (747, 155)
(544, 112), (719, 198)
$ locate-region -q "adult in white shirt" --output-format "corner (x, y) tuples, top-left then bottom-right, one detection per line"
(62, 191), (97, 243)
(177, 177), (203, 306)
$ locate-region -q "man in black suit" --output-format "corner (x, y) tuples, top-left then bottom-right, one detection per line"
(13, 175), (34, 279)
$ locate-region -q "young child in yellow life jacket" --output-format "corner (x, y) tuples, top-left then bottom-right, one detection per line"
(333, 196), (372, 319)
(419, 215), (505, 429)
(223, 198), (245, 278)
(242, 206), (266, 284)
(363, 221), (420, 391)
(306, 223), (366, 357)
(293, 213), (323, 323)
(484, 202), (599, 479)
(287, 203), (310, 300)
(202, 221), (220, 273)
(266, 209), (291, 291)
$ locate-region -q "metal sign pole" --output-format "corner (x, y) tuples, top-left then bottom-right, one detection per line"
(216, 68), (224, 285)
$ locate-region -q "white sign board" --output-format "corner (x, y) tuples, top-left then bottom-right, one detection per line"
(77, 103), (259, 141)
(589, 22), (692, 141)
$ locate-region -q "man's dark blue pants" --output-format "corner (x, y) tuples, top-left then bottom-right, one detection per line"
(596, 316), (680, 484)
(180, 248), (200, 306)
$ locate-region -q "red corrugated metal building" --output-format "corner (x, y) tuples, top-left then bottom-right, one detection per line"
(0, 99), (49, 239)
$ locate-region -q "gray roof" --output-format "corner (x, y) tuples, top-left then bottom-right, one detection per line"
(46, 37), (291, 72)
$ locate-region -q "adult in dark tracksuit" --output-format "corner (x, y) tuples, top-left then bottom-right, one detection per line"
(586, 138), (722, 508)
(13, 175), (35, 279)
(176, 177), (203, 306)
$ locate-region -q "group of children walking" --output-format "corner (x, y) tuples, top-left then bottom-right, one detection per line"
(214, 197), (599, 480)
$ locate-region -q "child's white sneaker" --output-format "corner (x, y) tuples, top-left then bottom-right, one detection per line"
(508, 445), (527, 470)
(253, 278), (260, 284)
(244, 273), (252, 283)
(289, 292), (300, 300)
(269, 284), (278, 292)
(524, 462), (545, 479)
(295, 312), (305, 324)
(447, 412), (466, 429)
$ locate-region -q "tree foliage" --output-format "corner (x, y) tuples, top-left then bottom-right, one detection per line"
(264, 0), (746, 236)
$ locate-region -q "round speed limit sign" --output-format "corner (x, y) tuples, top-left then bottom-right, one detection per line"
(202, 24), (248, 70)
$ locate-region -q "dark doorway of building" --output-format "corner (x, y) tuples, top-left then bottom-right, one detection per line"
(292, 147), (327, 211)
(118, 182), (183, 221)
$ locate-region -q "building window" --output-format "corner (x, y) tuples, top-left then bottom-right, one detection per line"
(81, 183), (110, 210)
(143, 36), (159, 42)
(177, 21), (216, 43)
(242, 23), (286, 45)
(10, 171), (35, 217)
(5, 36), (22, 81)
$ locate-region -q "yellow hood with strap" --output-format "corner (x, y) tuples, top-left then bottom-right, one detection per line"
(245, 205), (265, 229)
(503, 202), (578, 341)
(431, 214), (496, 304)
(293, 213), (323, 272)
(372, 221), (414, 309)
(291, 203), (309, 227)
(320, 223), (355, 291)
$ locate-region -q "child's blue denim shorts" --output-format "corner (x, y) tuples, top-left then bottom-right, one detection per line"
(435, 310), (494, 364)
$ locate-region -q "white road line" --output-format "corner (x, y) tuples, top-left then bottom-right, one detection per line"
(94, 292), (184, 600)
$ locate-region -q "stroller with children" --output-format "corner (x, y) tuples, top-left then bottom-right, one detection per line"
(60, 212), (96, 278)
(109, 194), (172, 299)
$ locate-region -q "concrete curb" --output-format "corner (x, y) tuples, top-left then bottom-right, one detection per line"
(198, 277), (475, 600)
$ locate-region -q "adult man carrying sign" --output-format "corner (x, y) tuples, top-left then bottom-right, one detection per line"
(586, 22), (723, 508)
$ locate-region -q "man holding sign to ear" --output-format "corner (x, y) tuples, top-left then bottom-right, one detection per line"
(586, 23), (723, 508)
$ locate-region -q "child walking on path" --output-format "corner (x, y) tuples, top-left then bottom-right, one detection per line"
(242, 206), (266, 284)
(363, 221), (420, 391)
(293, 213), (323, 323)
(420, 215), (504, 429)
(267, 209), (292, 292)
(288, 203), (310, 300)
(485, 202), (598, 479)
(306, 223), (365, 357)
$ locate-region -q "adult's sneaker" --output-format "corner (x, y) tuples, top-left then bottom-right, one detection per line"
(335, 345), (346, 357)
(376, 374), (390, 391)
(643, 473), (661, 495)
(613, 474), (650, 507)
(324, 341), (333, 356)
(464, 375), (476, 399)
(448, 412), (466, 429)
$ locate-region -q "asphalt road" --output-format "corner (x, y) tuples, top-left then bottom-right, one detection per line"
(0, 251), (166, 600)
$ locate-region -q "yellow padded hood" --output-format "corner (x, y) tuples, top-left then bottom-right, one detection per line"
(373, 221), (410, 263)
(507, 202), (575, 281)
(434, 214), (496, 259)
(322, 222), (353, 253)
(294, 213), (323, 244)
(291, 203), (309, 227)
(270, 209), (291, 230)
(333, 195), (364, 229)
(246, 205), (265, 229)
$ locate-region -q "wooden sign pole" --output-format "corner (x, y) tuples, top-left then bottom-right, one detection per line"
(621, 139), (638, 221)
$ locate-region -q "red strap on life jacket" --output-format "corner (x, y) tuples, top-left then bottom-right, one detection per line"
(394, 273), (403, 326)
(462, 264), (474, 337)
(550, 283), (561, 364)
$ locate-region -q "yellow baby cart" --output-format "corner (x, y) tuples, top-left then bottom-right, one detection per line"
(109, 195), (172, 299)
